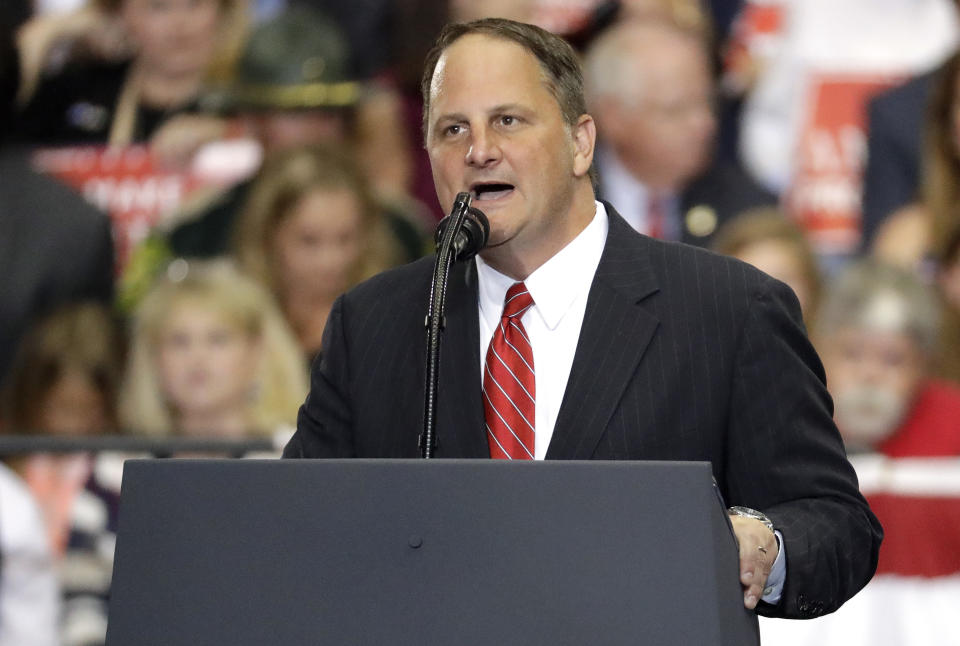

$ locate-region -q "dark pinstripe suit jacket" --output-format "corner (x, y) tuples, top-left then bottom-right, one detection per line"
(285, 204), (882, 620)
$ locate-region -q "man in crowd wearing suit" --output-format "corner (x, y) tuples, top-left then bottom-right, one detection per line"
(583, 19), (774, 248)
(284, 18), (881, 619)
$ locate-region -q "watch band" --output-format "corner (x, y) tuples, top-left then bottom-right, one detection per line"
(727, 506), (775, 533)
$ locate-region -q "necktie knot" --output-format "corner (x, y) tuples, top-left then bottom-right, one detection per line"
(502, 282), (534, 319)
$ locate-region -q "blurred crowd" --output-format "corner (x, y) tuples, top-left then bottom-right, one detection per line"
(1, 0), (960, 644)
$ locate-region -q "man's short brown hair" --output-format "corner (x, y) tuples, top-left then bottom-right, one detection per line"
(420, 18), (588, 140)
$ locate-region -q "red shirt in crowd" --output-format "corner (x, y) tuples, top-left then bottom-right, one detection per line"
(865, 379), (960, 577)
(878, 379), (960, 457)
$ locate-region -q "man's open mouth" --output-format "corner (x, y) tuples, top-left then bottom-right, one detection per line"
(471, 182), (515, 202)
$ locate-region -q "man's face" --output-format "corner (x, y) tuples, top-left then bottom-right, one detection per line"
(820, 327), (925, 450)
(425, 34), (594, 274)
(247, 110), (347, 153)
(602, 39), (715, 191)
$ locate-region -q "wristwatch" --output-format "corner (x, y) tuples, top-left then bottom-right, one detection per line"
(727, 506), (775, 533)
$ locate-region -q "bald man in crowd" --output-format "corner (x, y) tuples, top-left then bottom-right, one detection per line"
(584, 19), (774, 246)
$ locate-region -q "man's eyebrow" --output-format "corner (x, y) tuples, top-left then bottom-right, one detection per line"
(489, 103), (528, 114)
(434, 104), (533, 124)
(433, 112), (467, 125)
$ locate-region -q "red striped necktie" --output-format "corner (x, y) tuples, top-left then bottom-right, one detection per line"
(483, 282), (536, 460)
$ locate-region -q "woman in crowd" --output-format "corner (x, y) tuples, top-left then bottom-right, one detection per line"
(871, 50), (960, 271)
(14, 0), (246, 145)
(119, 259), (306, 439)
(712, 207), (823, 325)
(1, 303), (122, 438)
(233, 145), (406, 360)
(935, 225), (960, 383)
(919, 50), (960, 265)
(0, 302), (125, 646)
(870, 51), (960, 383)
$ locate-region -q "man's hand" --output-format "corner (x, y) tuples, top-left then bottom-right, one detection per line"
(729, 515), (779, 609)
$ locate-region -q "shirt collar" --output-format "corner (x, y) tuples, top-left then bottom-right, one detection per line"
(476, 201), (609, 330)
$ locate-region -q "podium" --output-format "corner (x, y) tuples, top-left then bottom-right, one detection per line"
(105, 459), (759, 645)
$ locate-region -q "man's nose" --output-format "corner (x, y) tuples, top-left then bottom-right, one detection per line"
(465, 127), (501, 167)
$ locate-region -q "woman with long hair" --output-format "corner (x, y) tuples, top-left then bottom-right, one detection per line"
(233, 144), (406, 358)
(119, 259), (306, 438)
(870, 51), (960, 383)
(0, 302), (125, 646)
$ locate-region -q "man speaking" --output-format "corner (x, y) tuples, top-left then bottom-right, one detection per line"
(284, 18), (881, 619)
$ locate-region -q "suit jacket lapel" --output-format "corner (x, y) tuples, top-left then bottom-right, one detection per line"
(546, 205), (661, 459)
(435, 259), (488, 458)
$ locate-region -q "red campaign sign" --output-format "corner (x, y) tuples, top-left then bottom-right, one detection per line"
(786, 74), (902, 255)
(32, 143), (260, 273)
(32, 146), (201, 272)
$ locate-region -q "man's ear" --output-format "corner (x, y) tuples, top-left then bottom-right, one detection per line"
(572, 113), (596, 178)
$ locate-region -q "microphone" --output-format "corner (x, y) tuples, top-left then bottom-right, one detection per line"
(435, 195), (489, 262)
(420, 192), (489, 458)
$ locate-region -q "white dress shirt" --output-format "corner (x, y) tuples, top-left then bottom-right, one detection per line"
(475, 200), (786, 603)
(477, 201), (608, 460)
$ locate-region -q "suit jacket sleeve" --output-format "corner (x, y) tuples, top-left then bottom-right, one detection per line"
(283, 296), (356, 458)
(723, 275), (882, 619)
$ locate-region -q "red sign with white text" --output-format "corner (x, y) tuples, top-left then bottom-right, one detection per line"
(32, 143), (260, 272)
(786, 75), (901, 254)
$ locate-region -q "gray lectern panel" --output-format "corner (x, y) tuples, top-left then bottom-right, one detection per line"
(106, 459), (759, 645)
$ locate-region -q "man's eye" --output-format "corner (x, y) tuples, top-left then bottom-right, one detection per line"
(445, 124), (463, 136)
(500, 115), (517, 126)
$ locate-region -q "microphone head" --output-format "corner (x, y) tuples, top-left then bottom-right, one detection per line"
(461, 206), (489, 256)
(434, 206), (489, 262)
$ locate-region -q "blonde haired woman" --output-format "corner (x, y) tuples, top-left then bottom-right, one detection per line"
(234, 144), (407, 358)
(119, 259), (307, 439)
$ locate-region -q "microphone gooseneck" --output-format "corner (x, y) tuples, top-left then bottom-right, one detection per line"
(420, 193), (488, 458)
